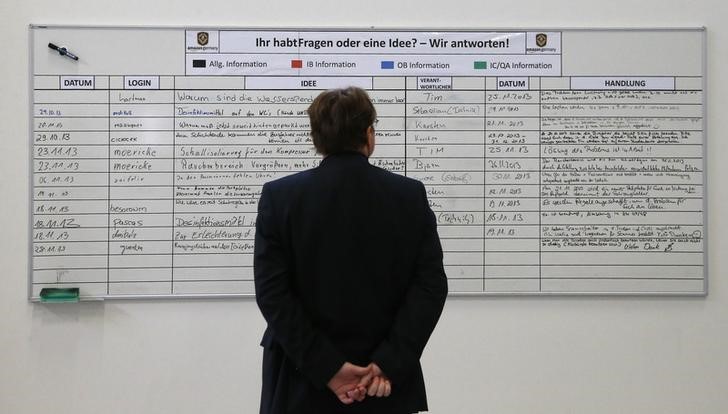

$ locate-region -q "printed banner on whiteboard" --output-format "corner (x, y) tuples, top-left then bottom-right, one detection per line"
(185, 30), (562, 76)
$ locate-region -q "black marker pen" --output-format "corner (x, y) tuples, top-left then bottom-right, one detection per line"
(48, 43), (79, 61)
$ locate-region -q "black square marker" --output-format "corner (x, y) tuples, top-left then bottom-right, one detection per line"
(192, 59), (206, 68)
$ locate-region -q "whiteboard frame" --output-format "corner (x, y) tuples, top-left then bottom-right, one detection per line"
(28, 25), (708, 301)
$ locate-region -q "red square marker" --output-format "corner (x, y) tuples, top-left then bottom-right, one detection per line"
(291, 60), (303, 68)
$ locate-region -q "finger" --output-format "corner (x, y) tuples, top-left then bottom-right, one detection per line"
(376, 378), (386, 397)
(356, 370), (374, 390)
(367, 377), (380, 396)
(354, 364), (374, 391)
(346, 389), (359, 400)
(384, 380), (392, 397)
(367, 377), (379, 396)
(355, 386), (366, 402)
(350, 387), (366, 402)
(338, 392), (354, 405)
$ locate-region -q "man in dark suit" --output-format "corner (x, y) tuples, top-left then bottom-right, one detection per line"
(254, 87), (448, 414)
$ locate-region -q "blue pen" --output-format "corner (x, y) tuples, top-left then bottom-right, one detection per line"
(48, 42), (79, 61)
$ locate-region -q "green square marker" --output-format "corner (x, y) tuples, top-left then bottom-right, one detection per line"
(474, 61), (488, 70)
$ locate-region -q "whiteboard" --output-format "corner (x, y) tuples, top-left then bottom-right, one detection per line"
(29, 26), (706, 299)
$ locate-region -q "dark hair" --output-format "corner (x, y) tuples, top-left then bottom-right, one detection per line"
(307, 87), (377, 155)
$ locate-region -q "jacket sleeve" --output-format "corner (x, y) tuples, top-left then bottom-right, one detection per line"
(370, 181), (448, 385)
(254, 183), (346, 389)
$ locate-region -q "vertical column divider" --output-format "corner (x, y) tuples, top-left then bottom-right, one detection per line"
(171, 76), (176, 294)
(107, 77), (111, 295)
(404, 77), (407, 177)
(483, 77), (487, 293)
(538, 80), (542, 292)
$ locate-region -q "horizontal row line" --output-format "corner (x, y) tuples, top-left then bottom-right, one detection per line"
(32, 251), (702, 257)
(31, 265), (705, 271)
(33, 101), (703, 105)
(31, 143), (703, 147)
(33, 156), (706, 160)
(32, 170), (706, 173)
(31, 277), (705, 284)
(34, 115), (706, 119)
(34, 184), (706, 188)
(32, 129), (707, 132)
(34, 199), (701, 202)
(32, 210), (705, 214)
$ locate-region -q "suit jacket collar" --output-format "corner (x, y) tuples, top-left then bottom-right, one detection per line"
(319, 151), (369, 167)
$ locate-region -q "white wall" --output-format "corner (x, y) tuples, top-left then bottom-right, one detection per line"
(2, 1), (727, 413)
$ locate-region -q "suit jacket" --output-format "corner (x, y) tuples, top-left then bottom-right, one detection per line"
(254, 152), (448, 414)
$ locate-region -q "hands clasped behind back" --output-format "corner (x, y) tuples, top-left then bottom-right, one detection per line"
(327, 362), (392, 405)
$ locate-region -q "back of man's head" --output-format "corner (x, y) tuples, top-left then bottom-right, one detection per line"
(307, 87), (377, 155)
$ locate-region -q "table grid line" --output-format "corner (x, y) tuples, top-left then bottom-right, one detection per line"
(31, 77), (706, 296)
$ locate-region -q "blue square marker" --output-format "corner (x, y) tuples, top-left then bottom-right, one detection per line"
(381, 61), (395, 69)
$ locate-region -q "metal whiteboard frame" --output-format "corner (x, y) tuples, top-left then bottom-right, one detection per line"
(28, 25), (708, 301)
